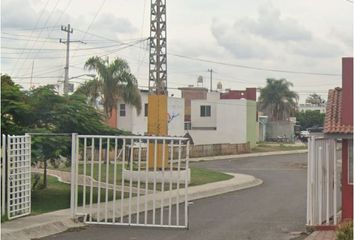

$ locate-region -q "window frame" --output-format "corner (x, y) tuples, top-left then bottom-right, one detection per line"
(200, 105), (211, 117)
(119, 104), (126, 117)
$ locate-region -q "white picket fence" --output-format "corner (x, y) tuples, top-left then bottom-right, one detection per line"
(306, 136), (341, 226)
(71, 134), (190, 228)
(1, 134), (32, 220)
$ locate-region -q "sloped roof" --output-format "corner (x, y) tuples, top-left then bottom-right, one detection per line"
(324, 87), (353, 134)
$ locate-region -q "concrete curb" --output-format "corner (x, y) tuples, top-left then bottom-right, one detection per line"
(1, 173), (262, 240)
(190, 149), (308, 162)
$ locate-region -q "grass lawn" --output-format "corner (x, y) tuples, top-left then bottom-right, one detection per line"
(251, 143), (307, 153)
(32, 166), (232, 215)
(31, 174), (128, 215)
(51, 164), (232, 188)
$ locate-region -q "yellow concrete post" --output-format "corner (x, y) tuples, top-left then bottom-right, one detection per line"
(147, 95), (169, 169)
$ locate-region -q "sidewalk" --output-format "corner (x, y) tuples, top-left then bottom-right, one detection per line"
(304, 231), (336, 240)
(190, 149), (308, 162)
(1, 173), (262, 240)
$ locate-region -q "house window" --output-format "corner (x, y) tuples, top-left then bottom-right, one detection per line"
(144, 103), (148, 117)
(119, 104), (126, 117)
(200, 105), (211, 117)
(349, 140), (353, 184)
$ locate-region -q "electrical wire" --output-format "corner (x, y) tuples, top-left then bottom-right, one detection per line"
(12, 0), (61, 76)
(8, 0), (51, 75)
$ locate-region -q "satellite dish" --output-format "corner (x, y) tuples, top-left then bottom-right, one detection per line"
(197, 75), (203, 87)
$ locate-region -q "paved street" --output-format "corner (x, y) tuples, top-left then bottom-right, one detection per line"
(43, 153), (308, 240)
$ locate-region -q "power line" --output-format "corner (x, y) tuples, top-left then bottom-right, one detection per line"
(10, 39), (148, 78)
(8, 0), (51, 75)
(73, 28), (341, 77)
(168, 53), (341, 77)
(70, 0), (107, 60)
(12, 0), (61, 76)
(12, 76), (62, 79)
(1, 42), (143, 52)
(1, 25), (61, 31)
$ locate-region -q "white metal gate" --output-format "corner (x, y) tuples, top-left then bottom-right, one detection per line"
(71, 134), (190, 228)
(1, 134), (32, 220)
(306, 136), (341, 226)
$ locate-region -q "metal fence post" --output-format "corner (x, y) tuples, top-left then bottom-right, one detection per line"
(1, 134), (6, 216)
(70, 133), (78, 218)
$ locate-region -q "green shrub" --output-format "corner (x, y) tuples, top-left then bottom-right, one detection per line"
(336, 220), (353, 240)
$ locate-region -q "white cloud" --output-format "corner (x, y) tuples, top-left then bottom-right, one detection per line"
(241, 4), (312, 42)
(211, 19), (270, 59)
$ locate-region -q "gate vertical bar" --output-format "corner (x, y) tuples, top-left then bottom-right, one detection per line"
(104, 139), (110, 223)
(70, 133), (78, 218)
(160, 139), (166, 224)
(97, 138), (102, 222)
(307, 136), (311, 225)
(318, 146), (322, 224)
(176, 139), (182, 226)
(185, 140), (190, 228)
(83, 138), (87, 210)
(120, 138), (126, 223)
(325, 142), (330, 224)
(89, 138), (95, 222)
(168, 140), (173, 226)
(1, 134), (6, 216)
(6, 135), (10, 219)
(112, 138), (118, 223)
(26, 134), (32, 215)
(152, 139), (157, 225)
(128, 139), (134, 224)
(144, 139), (149, 225)
(136, 138), (142, 224)
(333, 140), (337, 224)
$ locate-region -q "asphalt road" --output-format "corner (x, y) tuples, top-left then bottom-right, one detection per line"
(43, 153), (308, 240)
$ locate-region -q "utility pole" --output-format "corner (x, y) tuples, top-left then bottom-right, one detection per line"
(208, 68), (213, 92)
(30, 60), (34, 89)
(60, 24), (73, 95)
(60, 24), (85, 95)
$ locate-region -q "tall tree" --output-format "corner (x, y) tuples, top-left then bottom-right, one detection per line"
(1, 75), (31, 134)
(295, 110), (325, 130)
(306, 93), (325, 105)
(76, 57), (142, 120)
(259, 78), (299, 121)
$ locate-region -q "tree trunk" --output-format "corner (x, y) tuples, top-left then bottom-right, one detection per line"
(43, 160), (47, 188)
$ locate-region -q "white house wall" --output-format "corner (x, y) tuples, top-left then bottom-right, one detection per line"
(168, 97), (185, 136)
(117, 93), (185, 137)
(190, 100), (217, 128)
(188, 99), (248, 145)
(116, 101), (133, 132)
(216, 100), (247, 143)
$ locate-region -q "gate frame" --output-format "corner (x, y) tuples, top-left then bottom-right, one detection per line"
(1, 134), (32, 220)
(306, 135), (341, 226)
(70, 134), (190, 229)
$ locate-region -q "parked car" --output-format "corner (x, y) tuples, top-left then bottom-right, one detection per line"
(300, 130), (310, 142)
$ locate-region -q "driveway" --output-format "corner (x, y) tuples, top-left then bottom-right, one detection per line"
(42, 153), (307, 240)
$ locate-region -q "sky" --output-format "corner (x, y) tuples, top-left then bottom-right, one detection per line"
(1, 0), (353, 102)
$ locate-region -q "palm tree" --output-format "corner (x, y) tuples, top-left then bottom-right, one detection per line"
(259, 78), (298, 121)
(76, 56), (142, 124)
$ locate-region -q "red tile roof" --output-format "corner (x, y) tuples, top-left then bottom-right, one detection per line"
(324, 88), (353, 134)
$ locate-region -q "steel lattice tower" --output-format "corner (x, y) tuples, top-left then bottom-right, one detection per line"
(149, 0), (167, 95)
